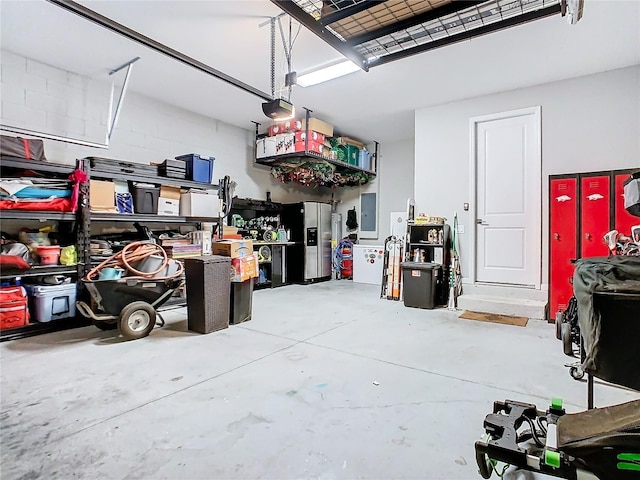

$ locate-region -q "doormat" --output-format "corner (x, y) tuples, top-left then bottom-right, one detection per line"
(459, 310), (528, 327)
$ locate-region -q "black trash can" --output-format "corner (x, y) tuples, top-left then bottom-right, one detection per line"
(401, 262), (441, 309)
(184, 255), (231, 333)
(230, 278), (254, 325)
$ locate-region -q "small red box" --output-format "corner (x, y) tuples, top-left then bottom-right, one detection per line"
(294, 131), (325, 144)
(268, 120), (303, 136)
(0, 286), (29, 330)
(294, 140), (325, 155)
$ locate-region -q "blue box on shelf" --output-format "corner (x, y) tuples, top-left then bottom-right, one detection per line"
(358, 150), (370, 170)
(175, 153), (215, 183)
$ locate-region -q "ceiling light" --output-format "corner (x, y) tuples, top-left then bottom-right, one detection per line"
(297, 60), (360, 87)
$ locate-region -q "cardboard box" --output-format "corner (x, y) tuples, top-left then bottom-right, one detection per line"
(302, 118), (334, 138)
(212, 239), (254, 259)
(294, 140), (324, 155)
(158, 197), (180, 216)
(294, 130), (325, 144)
(90, 180), (116, 211)
(230, 253), (259, 282)
(179, 190), (218, 217)
(272, 133), (295, 156)
(268, 118), (334, 138)
(256, 137), (277, 158)
(335, 136), (365, 149)
(160, 185), (181, 199)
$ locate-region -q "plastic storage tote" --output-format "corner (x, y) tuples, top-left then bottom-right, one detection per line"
(400, 262), (441, 309)
(175, 154), (214, 183)
(26, 283), (77, 322)
(131, 184), (159, 214)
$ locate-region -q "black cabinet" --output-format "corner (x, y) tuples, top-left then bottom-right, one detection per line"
(405, 223), (451, 306)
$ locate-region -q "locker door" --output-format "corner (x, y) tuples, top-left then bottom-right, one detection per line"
(549, 177), (578, 318)
(614, 172), (638, 235)
(581, 175), (610, 257)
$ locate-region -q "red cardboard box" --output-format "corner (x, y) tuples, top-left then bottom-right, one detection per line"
(267, 118), (334, 137)
(294, 140), (324, 155)
(231, 253), (259, 282)
(294, 130), (325, 144)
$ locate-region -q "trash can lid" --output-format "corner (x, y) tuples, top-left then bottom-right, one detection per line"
(400, 261), (441, 270)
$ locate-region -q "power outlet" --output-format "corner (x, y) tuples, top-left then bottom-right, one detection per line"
(457, 225), (465, 234)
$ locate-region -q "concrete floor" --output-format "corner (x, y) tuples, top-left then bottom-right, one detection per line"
(1, 281), (638, 480)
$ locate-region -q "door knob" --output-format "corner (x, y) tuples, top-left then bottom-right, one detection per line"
(476, 219), (488, 225)
(585, 233), (592, 241)
(554, 233), (560, 240)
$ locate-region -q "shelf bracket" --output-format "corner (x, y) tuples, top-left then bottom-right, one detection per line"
(106, 57), (139, 142)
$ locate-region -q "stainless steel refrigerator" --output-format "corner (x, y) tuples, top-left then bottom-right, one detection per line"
(282, 201), (332, 282)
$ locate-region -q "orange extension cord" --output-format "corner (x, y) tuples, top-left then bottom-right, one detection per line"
(85, 241), (184, 281)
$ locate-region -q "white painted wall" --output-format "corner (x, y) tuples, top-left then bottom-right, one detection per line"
(415, 65), (640, 285)
(337, 139), (415, 245)
(0, 49), (331, 204)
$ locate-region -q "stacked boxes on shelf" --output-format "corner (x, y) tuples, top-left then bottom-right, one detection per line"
(256, 117), (373, 171)
(256, 117), (334, 160)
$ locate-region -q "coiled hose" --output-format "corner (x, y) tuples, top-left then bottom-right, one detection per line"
(85, 241), (184, 281)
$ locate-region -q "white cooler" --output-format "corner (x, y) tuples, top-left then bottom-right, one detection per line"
(25, 283), (77, 322)
(352, 245), (384, 285)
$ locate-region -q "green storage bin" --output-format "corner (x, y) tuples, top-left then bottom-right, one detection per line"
(338, 145), (359, 165)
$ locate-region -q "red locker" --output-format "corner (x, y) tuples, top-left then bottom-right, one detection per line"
(549, 177), (578, 317)
(614, 173), (638, 235)
(580, 175), (610, 258)
(549, 168), (638, 320)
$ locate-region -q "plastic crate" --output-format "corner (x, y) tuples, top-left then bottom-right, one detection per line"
(175, 154), (214, 183)
(131, 185), (159, 214)
(25, 283), (77, 322)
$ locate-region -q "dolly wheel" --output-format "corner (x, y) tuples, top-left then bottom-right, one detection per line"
(118, 302), (156, 341)
(93, 320), (117, 331)
(561, 323), (574, 357)
(570, 366), (585, 380)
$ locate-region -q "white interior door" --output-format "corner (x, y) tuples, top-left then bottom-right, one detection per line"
(471, 107), (541, 287)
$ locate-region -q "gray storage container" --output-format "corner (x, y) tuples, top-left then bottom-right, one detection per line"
(401, 262), (441, 309)
(25, 283), (77, 322)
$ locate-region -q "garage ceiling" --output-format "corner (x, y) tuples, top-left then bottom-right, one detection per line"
(0, 1), (639, 143)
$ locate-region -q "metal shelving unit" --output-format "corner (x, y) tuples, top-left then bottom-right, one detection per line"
(254, 107), (378, 187)
(1, 157), (83, 342)
(0, 156), (76, 175)
(0, 265), (78, 280)
(90, 213), (219, 223)
(255, 150), (377, 176)
(2, 211), (78, 221)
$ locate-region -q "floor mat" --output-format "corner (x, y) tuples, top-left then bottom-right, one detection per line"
(458, 310), (528, 327)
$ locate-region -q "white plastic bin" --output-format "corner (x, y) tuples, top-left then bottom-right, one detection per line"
(26, 283), (77, 322)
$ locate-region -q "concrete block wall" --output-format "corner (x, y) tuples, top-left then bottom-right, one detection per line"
(0, 49), (331, 204)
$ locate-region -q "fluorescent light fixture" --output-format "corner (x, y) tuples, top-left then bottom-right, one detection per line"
(297, 60), (360, 87)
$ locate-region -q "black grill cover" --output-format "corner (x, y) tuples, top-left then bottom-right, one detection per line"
(573, 256), (640, 391)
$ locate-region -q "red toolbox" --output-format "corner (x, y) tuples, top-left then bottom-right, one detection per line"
(0, 286), (29, 330)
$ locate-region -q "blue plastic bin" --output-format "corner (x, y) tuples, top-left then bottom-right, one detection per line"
(358, 149), (371, 170)
(175, 154), (215, 183)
